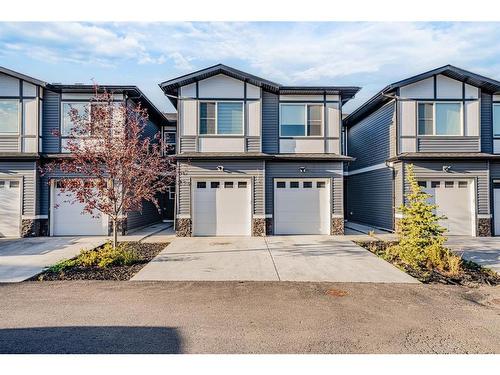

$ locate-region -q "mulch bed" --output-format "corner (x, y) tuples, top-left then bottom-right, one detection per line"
(30, 242), (168, 281)
(356, 240), (500, 286)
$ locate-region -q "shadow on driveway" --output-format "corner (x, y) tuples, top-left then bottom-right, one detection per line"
(0, 326), (182, 354)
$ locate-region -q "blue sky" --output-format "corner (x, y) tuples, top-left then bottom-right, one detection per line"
(1, 22), (500, 113)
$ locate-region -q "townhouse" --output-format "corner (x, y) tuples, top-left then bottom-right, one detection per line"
(160, 64), (360, 236)
(0, 66), (175, 237)
(344, 65), (500, 237)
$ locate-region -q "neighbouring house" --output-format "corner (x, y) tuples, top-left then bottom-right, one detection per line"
(344, 65), (500, 237)
(160, 64), (360, 236)
(0, 66), (173, 238)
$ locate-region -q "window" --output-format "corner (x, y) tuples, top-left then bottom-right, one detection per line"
(197, 181), (206, 189)
(280, 104), (323, 137)
(494, 104), (500, 137)
(316, 181), (326, 188)
(224, 181), (234, 188)
(303, 181), (312, 188)
(211, 181), (220, 189)
(417, 181), (427, 188)
(458, 181), (468, 188)
(290, 181), (299, 188)
(62, 102), (87, 136)
(199, 102), (243, 135)
(0, 181), (4, 188)
(238, 181), (247, 188)
(276, 181), (286, 188)
(431, 181), (440, 188)
(445, 181), (454, 188)
(418, 102), (462, 136)
(0, 100), (19, 134)
(164, 131), (176, 155)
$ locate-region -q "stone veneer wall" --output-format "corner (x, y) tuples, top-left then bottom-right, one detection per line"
(21, 219), (49, 237)
(176, 218), (192, 237)
(252, 218), (266, 236)
(477, 218), (491, 237)
(331, 218), (344, 235)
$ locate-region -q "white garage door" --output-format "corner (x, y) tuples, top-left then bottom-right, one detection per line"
(420, 179), (474, 236)
(192, 179), (251, 236)
(52, 181), (108, 236)
(274, 179), (330, 235)
(0, 180), (21, 237)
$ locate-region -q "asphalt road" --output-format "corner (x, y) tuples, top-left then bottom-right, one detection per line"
(0, 281), (499, 354)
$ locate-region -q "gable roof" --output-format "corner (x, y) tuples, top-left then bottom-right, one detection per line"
(0, 66), (47, 87)
(344, 65), (500, 127)
(159, 63), (361, 107)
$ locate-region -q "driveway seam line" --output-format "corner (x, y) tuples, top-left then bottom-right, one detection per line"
(264, 237), (281, 281)
(138, 224), (173, 243)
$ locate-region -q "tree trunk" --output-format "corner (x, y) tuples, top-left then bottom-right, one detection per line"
(112, 218), (118, 250)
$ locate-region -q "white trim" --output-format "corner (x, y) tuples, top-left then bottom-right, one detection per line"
(331, 214), (343, 218)
(345, 163), (387, 176)
(279, 102), (324, 138)
(253, 214), (271, 219)
(22, 215), (48, 219)
(478, 214), (492, 219)
(395, 213), (404, 219)
(176, 214), (191, 219)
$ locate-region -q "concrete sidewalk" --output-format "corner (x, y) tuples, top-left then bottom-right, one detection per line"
(447, 236), (500, 273)
(132, 236), (417, 283)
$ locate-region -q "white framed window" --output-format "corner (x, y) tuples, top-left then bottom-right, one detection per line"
(61, 102), (88, 136)
(493, 103), (500, 137)
(0, 99), (20, 134)
(199, 101), (243, 135)
(280, 103), (323, 137)
(417, 102), (463, 136)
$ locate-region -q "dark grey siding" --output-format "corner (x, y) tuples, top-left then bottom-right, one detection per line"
(417, 137), (480, 152)
(347, 101), (395, 170)
(346, 168), (393, 230)
(265, 161), (343, 216)
(261, 90), (279, 154)
(42, 90), (61, 153)
(481, 92), (493, 153)
(0, 161), (37, 216)
(127, 199), (162, 230)
(143, 118), (161, 141)
(178, 160), (265, 216)
(407, 160), (489, 215)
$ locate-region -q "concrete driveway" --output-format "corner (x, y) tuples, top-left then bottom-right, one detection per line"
(132, 236), (417, 283)
(447, 236), (500, 273)
(0, 236), (106, 282)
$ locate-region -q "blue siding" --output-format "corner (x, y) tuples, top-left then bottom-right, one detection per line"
(262, 90), (279, 154)
(346, 168), (394, 230)
(347, 101), (395, 170)
(481, 92), (493, 153)
(42, 90), (61, 153)
(127, 199), (162, 230)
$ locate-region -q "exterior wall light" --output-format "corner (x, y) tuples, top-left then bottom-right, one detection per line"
(443, 165), (452, 173)
(217, 166), (224, 172)
(299, 167), (307, 173)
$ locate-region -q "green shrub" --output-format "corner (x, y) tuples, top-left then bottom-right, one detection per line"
(48, 242), (139, 272)
(388, 164), (463, 276)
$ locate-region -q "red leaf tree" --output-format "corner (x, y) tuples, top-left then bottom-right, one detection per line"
(42, 86), (176, 248)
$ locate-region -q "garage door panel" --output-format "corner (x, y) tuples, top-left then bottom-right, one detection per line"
(0, 180), (21, 237)
(422, 179), (473, 236)
(274, 179), (330, 235)
(192, 179), (251, 236)
(52, 183), (108, 236)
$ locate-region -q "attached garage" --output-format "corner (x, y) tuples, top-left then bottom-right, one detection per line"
(274, 179), (331, 235)
(192, 179), (251, 236)
(0, 179), (21, 237)
(50, 180), (108, 236)
(419, 179), (475, 236)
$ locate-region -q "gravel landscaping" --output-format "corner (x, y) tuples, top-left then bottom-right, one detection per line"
(30, 242), (168, 281)
(356, 240), (500, 286)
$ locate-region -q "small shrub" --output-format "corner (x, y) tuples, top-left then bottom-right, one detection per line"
(388, 164), (463, 275)
(48, 242), (140, 272)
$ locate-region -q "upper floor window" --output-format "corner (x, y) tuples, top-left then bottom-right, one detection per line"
(199, 101), (243, 135)
(418, 102), (462, 136)
(0, 99), (19, 134)
(62, 102), (88, 136)
(493, 104), (500, 137)
(163, 130), (176, 155)
(280, 104), (323, 137)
